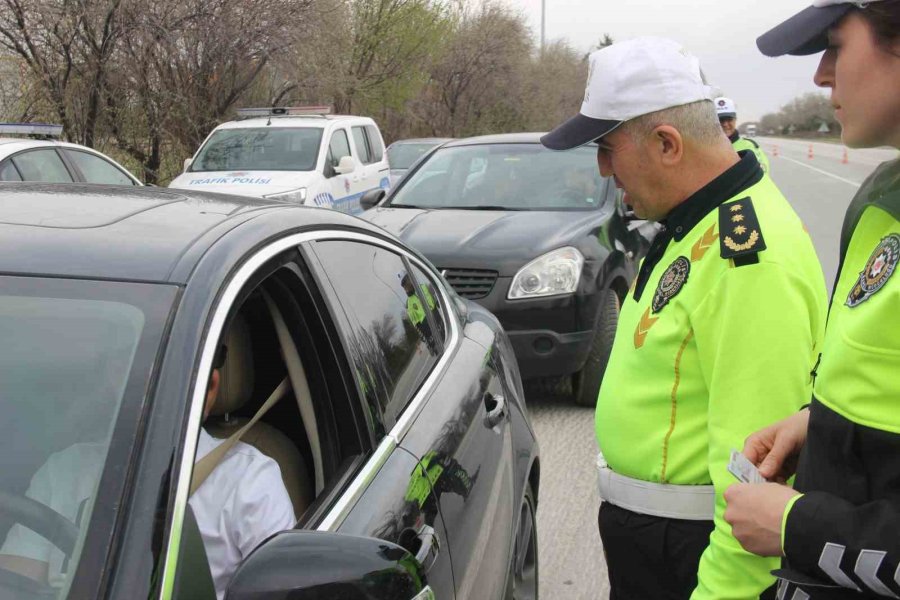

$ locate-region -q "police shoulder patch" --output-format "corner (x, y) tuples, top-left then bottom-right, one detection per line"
(719, 197), (767, 262)
(846, 233), (900, 307)
(652, 256), (690, 313)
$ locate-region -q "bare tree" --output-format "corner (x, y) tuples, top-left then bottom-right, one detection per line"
(0, 0), (126, 146)
(104, 0), (315, 183)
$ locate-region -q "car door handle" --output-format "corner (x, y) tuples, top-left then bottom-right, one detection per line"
(400, 525), (440, 572)
(414, 525), (439, 570)
(483, 393), (508, 430)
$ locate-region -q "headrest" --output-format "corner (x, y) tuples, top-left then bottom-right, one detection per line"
(210, 313), (255, 416)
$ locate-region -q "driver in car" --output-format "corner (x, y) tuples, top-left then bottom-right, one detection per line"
(0, 344), (295, 599)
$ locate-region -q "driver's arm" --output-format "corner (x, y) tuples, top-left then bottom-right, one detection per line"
(0, 456), (58, 584)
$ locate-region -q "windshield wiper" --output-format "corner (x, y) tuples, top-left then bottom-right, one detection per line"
(456, 205), (525, 211)
(389, 204), (439, 210)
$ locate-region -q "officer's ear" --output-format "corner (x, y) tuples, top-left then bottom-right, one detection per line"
(650, 125), (684, 167)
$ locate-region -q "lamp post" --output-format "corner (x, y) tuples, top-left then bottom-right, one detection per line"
(541, 0), (546, 50)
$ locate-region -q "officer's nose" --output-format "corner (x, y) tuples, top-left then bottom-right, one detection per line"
(814, 48), (836, 90)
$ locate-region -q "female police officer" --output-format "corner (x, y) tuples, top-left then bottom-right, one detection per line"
(724, 2), (900, 598)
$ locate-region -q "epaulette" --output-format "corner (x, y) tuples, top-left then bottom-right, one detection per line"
(719, 197), (766, 265)
(747, 138), (760, 149)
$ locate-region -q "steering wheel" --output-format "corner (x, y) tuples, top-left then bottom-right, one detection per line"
(0, 490), (78, 598)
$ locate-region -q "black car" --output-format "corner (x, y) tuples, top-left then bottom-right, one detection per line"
(0, 184), (539, 600)
(361, 133), (654, 406)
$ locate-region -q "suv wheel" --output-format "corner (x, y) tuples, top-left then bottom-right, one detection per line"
(573, 290), (620, 407)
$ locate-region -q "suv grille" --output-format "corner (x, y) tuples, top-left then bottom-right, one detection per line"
(440, 268), (499, 300)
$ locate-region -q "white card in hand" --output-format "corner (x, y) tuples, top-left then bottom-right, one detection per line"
(727, 449), (766, 484)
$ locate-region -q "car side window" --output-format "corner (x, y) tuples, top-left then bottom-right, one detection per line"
(172, 249), (370, 600)
(0, 159), (22, 181)
(64, 150), (136, 185)
(410, 264), (447, 349)
(351, 127), (372, 165)
(312, 241), (440, 429)
(328, 129), (351, 169)
(364, 125), (384, 162)
(11, 149), (74, 183)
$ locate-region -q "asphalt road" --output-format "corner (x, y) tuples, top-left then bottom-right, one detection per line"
(528, 137), (898, 600)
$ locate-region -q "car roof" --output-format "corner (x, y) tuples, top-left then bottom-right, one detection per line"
(0, 183), (382, 284)
(389, 138), (453, 146)
(440, 132), (597, 147)
(216, 115), (376, 130)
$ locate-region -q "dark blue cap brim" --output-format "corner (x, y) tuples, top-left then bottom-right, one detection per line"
(757, 4), (853, 57)
(540, 113), (622, 151)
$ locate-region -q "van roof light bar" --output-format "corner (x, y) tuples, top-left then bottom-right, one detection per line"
(236, 106), (333, 118)
(0, 123), (63, 137)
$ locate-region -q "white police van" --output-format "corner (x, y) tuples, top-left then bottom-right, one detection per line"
(169, 107), (391, 215)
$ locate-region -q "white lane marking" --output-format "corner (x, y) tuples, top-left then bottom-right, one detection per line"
(778, 155), (862, 188)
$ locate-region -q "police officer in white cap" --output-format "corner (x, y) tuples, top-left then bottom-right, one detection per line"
(542, 37), (827, 599)
(716, 97), (771, 173)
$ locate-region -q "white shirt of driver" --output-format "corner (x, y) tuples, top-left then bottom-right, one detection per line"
(1, 429), (295, 600)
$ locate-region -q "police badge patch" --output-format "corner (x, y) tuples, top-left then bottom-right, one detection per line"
(846, 234), (900, 307)
(652, 257), (690, 313)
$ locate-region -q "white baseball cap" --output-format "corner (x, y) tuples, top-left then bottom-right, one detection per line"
(758, 0), (887, 56)
(715, 97), (737, 119)
(541, 37), (715, 151)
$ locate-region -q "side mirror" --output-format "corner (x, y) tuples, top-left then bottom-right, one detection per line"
(360, 188), (386, 211)
(183, 158), (193, 172)
(334, 155), (356, 175)
(225, 530), (433, 600)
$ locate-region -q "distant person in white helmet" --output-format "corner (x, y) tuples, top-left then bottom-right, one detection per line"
(716, 97), (771, 173)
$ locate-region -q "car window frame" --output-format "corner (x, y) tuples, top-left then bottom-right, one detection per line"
(158, 229), (461, 600)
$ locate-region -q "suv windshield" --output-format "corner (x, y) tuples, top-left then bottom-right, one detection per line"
(190, 127), (323, 172)
(0, 276), (174, 598)
(389, 143), (609, 211)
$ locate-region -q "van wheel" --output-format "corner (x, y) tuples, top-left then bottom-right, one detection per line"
(505, 483), (538, 600)
(573, 291), (620, 407)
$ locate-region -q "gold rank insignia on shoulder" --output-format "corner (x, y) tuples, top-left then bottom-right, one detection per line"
(719, 197), (766, 261)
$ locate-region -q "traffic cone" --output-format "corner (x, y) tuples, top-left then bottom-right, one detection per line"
(808, 145), (814, 160)
(842, 148), (849, 164)
(773, 145), (779, 157)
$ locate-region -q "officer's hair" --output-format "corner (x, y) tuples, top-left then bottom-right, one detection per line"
(622, 100), (723, 146)
(857, 1), (900, 53)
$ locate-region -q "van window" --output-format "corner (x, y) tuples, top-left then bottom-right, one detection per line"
(327, 130), (352, 170)
(365, 126), (384, 162)
(352, 127), (372, 165)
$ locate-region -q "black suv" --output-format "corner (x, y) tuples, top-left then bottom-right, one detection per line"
(361, 133), (655, 405)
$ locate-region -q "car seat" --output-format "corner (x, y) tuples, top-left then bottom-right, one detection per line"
(204, 314), (313, 518)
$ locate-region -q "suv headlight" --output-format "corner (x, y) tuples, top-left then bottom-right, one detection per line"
(264, 187), (307, 204)
(508, 247), (585, 300)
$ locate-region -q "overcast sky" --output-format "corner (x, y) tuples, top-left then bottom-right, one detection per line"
(513, 0), (825, 122)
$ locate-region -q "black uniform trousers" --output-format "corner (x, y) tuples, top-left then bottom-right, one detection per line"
(598, 502), (777, 600)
